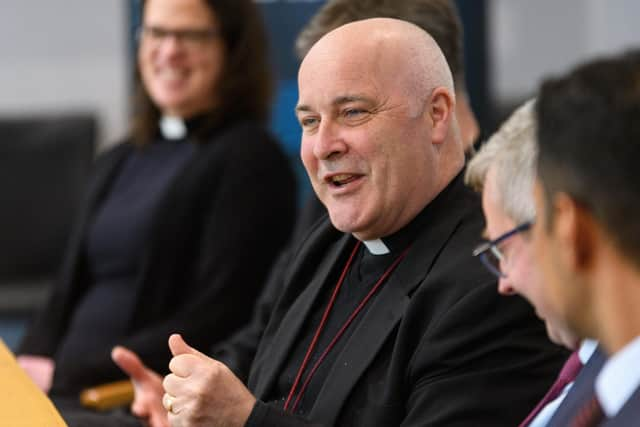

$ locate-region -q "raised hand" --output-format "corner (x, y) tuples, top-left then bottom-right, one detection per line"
(111, 346), (169, 427)
(163, 334), (256, 427)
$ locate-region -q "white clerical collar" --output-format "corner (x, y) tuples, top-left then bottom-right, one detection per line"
(578, 339), (599, 364)
(362, 238), (390, 255)
(160, 115), (187, 140)
(595, 335), (640, 417)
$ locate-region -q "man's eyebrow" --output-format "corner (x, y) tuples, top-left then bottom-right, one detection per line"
(295, 104), (313, 115)
(333, 95), (372, 106)
(295, 95), (374, 115)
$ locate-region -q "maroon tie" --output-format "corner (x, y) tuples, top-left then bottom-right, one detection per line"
(570, 394), (604, 427)
(519, 351), (583, 426)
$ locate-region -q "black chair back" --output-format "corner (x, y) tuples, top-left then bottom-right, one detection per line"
(0, 114), (96, 312)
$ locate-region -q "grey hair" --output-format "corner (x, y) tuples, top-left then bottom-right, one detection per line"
(465, 99), (537, 223)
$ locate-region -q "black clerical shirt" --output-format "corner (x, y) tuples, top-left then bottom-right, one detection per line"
(259, 203), (433, 418)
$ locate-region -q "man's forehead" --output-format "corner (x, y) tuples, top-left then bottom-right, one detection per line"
(297, 61), (393, 112)
(296, 94), (376, 113)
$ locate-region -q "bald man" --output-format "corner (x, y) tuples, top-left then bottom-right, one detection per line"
(85, 18), (565, 427)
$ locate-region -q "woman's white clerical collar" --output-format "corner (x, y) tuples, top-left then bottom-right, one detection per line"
(160, 115), (187, 140)
(362, 238), (390, 255)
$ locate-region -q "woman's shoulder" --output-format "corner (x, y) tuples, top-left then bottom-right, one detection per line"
(95, 139), (133, 160)
(202, 119), (286, 160)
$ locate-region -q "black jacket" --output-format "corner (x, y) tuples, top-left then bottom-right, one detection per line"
(245, 174), (568, 426)
(19, 120), (297, 393)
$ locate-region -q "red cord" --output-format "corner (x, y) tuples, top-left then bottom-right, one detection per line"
(284, 241), (411, 413)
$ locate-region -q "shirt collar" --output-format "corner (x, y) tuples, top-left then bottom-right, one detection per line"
(159, 114), (210, 141)
(160, 116), (187, 140)
(362, 239), (390, 255)
(596, 335), (640, 417)
(357, 171), (466, 257)
(578, 339), (599, 364)
(358, 188), (435, 256)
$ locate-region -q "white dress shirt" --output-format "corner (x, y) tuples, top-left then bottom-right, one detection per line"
(596, 335), (640, 417)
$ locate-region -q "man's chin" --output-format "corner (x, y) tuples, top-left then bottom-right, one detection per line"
(545, 322), (579, 350)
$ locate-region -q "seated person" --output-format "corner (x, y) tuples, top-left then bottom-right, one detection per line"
(17, 0), (296, 407)
(533, 49), (640, 427)
(213, 0), (483, 381)
(465, 100), (604, 427)
(65, 18), (567, 427)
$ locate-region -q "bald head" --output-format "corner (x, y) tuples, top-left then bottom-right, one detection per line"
(300, 18), (455, 110)
(297, 18), (464, 240)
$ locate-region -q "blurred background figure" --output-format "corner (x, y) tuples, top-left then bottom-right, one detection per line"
(15, 0), (296, 406)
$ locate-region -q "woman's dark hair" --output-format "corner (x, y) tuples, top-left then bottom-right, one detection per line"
(132, 0), (273, 145)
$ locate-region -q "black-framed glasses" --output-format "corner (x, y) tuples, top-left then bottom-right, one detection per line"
(472, 221), (532, 278)
(137, 25), (219, 49)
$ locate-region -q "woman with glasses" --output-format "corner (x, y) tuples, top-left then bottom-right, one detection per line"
(17, 0), (296, 407)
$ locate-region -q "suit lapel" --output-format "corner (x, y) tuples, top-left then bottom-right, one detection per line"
(547, 346), (607, 427)
(252, 233), (354, 398)
(309, 194), (467, 425)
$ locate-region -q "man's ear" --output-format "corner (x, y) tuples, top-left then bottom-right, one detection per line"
(553, 192), (597, 273)
(428, 87), (455, 145)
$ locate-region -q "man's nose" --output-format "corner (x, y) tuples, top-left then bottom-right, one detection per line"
(497, 277), (516, 296)
(313, 120), (347, 160)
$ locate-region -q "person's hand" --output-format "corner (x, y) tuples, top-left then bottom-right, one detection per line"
(112, 346), (169, 427)
(17, 355), (54, 392)
(163, 334), (256, 427)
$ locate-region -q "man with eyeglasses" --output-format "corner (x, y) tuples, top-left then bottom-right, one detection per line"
(76, 19), (569, 427)
(465, 100), (604, 427)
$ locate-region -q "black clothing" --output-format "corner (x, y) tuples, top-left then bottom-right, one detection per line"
(19, 119), (297, 396)
(245, 173), (568, 426)
(266, 197), (431, 417)
(211, 194), (326, 381)
(62, 173), (567, 427)
(53, 138), (195, 393)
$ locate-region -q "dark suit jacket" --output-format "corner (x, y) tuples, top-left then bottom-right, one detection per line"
(212, 194), (326, 382)
(19, 120), (297, 393)
(245, 174), (568, 427)
(546, 346), (606, 427)
(548, 345), (640, 427)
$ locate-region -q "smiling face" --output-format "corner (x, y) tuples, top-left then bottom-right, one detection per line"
(297, 57), (436, 240)
(297, 22), (458, 241)
(139, 0), (225, 117)
(483, 168), (578, 348)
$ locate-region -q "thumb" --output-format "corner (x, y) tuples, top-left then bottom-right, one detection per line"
(168, 334), (206, 358)
(112, 346), (154, 383)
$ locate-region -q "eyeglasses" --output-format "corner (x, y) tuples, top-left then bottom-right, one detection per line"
(472, 221), (532, 278)
(137, 25), (219, 50)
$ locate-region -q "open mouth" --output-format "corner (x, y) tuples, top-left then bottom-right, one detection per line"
(326, 174), (361, 188)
